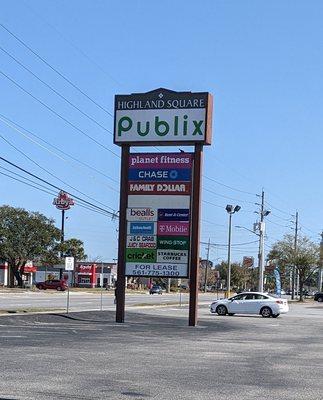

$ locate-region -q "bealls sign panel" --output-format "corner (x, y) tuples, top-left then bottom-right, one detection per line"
(126, 208), (157, 221)
(114, 89), (212, 146)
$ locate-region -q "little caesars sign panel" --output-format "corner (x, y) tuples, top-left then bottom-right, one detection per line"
(114, 88), (213, 145)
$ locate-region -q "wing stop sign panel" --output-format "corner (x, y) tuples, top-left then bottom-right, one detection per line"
(114, 88), (213, 326)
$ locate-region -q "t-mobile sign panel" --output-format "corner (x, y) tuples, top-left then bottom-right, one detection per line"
(125, 152), (193, 278)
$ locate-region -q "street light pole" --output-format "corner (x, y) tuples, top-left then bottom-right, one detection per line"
(227, 212), (233, 297)
(225, 204), (241, 298)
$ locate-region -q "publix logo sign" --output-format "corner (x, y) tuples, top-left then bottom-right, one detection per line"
(114, 88), (213, 145)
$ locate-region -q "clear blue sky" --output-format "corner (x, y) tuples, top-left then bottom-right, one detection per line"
(0, 0), (322, 264)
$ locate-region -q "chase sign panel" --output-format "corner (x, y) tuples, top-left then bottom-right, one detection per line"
(114, 88), (213, 145)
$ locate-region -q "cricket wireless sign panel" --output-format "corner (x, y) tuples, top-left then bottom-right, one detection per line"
(125, 152), (193, 278)
(114, 88), (213, 145)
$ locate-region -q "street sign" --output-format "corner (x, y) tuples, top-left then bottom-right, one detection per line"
(65, 257), (74, 271)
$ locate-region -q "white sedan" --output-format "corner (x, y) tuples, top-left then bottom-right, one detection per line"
(210, 292), (289, 318)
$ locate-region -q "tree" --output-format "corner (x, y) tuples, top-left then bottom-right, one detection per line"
(0, 206), (61, 287)
(218, 261), (254, 292)
(58, 238), (86, 261)
(268, 234), (319, 301)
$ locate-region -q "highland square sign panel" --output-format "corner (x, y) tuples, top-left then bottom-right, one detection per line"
(114, 88), (212, 145)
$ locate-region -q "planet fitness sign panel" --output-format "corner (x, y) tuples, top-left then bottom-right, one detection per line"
(125, 152), (193, 278)
(114, 88), (212, 145)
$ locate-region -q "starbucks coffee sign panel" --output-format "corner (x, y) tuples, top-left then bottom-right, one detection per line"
(114, 88), (212, 145)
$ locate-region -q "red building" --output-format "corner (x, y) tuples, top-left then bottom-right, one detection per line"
(76, 263), (97, 288)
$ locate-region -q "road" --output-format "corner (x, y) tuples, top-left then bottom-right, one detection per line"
(0, 301), (322, 399)
(0, 290), (217, 312)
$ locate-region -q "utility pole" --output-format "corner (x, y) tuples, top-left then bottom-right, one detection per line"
(291, 211), (299, 300)
(204, 238), (211, 293)
(257, 190), (270, 293)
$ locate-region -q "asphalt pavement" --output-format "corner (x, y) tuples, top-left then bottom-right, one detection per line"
(0, 301), (322, 400)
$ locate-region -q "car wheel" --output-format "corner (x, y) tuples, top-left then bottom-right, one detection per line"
(56, 286), (62, 291)
(317, 297), (323, 302)
(228, 313), (235, 316)
(260, 306), (272, 318)
(38, 285), (43, 290)
(216, 305), (228, 316)
(272, 314), (280, 318)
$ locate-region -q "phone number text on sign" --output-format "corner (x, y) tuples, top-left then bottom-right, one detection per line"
(125, 263), (188, 277)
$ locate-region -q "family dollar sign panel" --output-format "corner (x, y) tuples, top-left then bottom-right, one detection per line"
(125, 152), (193, 278)
(114, 88), (213, 146)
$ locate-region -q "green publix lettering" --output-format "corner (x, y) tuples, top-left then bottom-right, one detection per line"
(117, 115), (204, 137)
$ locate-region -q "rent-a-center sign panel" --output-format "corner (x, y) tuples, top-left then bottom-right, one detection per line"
(114, 88), (212, 146)
(126, 153), (193, 278)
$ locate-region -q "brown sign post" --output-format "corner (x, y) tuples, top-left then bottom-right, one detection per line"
(114, 88), (213, 326)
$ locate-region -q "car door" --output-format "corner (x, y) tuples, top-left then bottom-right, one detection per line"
(228, 294), (247, 313)
(243, 293), (259, 314)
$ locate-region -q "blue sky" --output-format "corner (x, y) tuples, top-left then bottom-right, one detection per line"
(0, 0), (322, 264)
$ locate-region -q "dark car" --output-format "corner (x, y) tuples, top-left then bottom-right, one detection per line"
(314, 292), (323, 302)
(149, 285), (163, 295)
(36, 279), (68, 291)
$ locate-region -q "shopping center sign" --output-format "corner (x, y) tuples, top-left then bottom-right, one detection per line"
(114, 88), (213, 145)
(115, 87), (213, 327)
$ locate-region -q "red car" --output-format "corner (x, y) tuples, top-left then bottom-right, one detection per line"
(36, 279), (68, 291)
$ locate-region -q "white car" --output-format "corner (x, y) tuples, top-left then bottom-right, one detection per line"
(210, 292), (289, 318)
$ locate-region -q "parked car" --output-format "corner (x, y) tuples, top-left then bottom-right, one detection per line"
(210, 292), (289, 318)
(149, 285), (163, 295)
(314, 292), (323, 302)
(36, 279), (68, 291)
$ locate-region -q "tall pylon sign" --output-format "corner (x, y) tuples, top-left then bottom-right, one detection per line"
(114, 88), (213, 326)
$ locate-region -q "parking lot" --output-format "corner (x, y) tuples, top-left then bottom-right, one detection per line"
(0, 302), (322, 400)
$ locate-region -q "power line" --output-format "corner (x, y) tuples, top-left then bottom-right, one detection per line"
(0, 132), (117, 210)
(203, 187), (256, 205)
(0, 168), (113, 218)
(22, 1), (122, 87)
(0, 156), (118, 217)
(265, 200), (293, 217)
(0, 23), (113, 117)
(0, 69), (119, 157)
(0, 45), (114, 136)
(200, 240), (259, 247)
(203, 175), (257, 196)
(0, 113), (119, 185)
